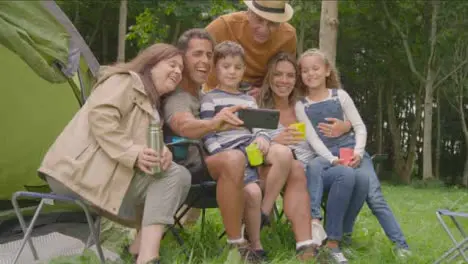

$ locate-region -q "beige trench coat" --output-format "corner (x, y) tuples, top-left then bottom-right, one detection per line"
(38, 70), (156, 216)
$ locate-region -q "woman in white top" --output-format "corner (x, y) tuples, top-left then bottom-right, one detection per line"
(257, 52), (352, 250)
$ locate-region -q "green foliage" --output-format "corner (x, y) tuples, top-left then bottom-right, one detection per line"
(127, 8), (169, 49)
(126, 0), (243, 48)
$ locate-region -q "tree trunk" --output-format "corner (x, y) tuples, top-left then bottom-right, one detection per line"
(377, 83), (383, 155)
(460, 89), (468, 186)
(376, 83), (384, 174)
(319, 0), (338, 65)
(464, 146), (468, 187)
(171, 21), (182, 45)
(422, 0), (439, 180)
(401, 89), (423, 183)
(102, 22), (108, 64)
(435, 89), (441, 179)
(386, 89), (404, 179)
(297, 1), (306, 55)
(73, 1), (80, 27)
(117, 0), (128, 62)
(422, 75), (435, 180)
(88, 3), (107, 47)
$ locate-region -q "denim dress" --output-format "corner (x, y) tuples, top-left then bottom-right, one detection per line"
(302, 88), (356, 156)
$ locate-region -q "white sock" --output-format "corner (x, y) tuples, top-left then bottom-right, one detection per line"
(227, 237), (245, 245)
(296, 239), (315, 250)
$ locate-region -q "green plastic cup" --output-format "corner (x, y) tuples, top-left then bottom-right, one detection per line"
(245, 143), (264, 166)
(289, 122), (306, 139)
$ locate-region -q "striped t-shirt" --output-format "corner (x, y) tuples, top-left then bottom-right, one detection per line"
(200, 89), (269, 154)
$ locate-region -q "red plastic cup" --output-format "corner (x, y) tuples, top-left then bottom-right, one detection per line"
(339, 148), (354, 166)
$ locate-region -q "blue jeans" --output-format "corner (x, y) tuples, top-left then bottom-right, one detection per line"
(342, 154), (409, 249)
(306, 156), (356, 240)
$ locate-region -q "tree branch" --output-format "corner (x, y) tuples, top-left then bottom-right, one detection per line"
(382, 1), (425, 82)
(427, 1), (439, 72)
(442, 88), (460, 113)
(434, 59), (468, 89)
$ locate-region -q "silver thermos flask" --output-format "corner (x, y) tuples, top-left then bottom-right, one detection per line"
(147, 118), (164, 175)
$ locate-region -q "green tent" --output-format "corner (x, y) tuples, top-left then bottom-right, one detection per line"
(0, 1), (99, 209)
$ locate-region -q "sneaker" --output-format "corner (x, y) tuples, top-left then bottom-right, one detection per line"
(248, 249), (268, 263)
(311, 221), (327, 245)
(394, 246), (412, 259)
(329, 247), (348, 264)
(296, 244), (318, 261)
(228, 241), (259, 263)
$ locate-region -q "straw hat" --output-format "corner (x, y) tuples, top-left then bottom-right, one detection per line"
(244, 0), (294, 23)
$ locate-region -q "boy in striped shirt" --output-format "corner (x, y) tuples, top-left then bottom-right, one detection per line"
(200, 41), (271, 260)
(201, 40), (316, 261)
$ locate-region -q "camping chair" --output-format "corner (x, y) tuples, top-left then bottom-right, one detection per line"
(433, 209), (468, 264)
(10, 191), (104, 264)
(165, 139), (221, 246)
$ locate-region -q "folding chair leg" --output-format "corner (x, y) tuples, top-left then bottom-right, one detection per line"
(447, 242), (468, 263)
(76, 200), (105, 264)
(85, 216), (101, 248)
(11, 194), (44, 263)
(201, 209), (206, 236)
(450, 216), (467, 237)
(434, 212), (468, 264)
(434, 237), (468, 264)
(166, 226), (189, 258)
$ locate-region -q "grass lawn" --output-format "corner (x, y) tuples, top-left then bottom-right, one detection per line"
(48, 184), (468, 264)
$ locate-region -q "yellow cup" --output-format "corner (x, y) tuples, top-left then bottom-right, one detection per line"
(289, 122), (306, 139)
(245, 143), (264, 166)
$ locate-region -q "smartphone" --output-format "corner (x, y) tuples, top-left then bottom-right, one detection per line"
(237, 108), (280, 129)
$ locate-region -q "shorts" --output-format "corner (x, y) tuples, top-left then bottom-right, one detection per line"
(237, 143), (260, 185)
(243, 166), (259, 185)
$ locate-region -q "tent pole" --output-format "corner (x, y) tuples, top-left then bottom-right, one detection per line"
(77, 66), (86, 106)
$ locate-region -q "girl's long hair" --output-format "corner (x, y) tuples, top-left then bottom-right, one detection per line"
(297, 48), (342, 96)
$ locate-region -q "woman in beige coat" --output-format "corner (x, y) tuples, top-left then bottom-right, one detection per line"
(38, 43), (191, 264)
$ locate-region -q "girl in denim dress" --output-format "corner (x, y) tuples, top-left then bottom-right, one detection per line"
(295, 48), (372, 264)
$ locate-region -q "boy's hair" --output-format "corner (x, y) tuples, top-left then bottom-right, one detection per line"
(213, 41), (245, 65)
(297, 48), (341, 95)
(177, 28), (216, 52)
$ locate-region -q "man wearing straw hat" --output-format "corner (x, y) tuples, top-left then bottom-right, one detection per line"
(201, 0), (321, 259)
(204, 0), (296, 99)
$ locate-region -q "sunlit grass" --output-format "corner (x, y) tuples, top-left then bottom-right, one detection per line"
(47, 184), (468, 263)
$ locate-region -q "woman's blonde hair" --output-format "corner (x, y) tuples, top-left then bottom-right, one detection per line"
(96, 43), (182, 109)
(297, 48), (341, 96)
(258, 52), (298, 109)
